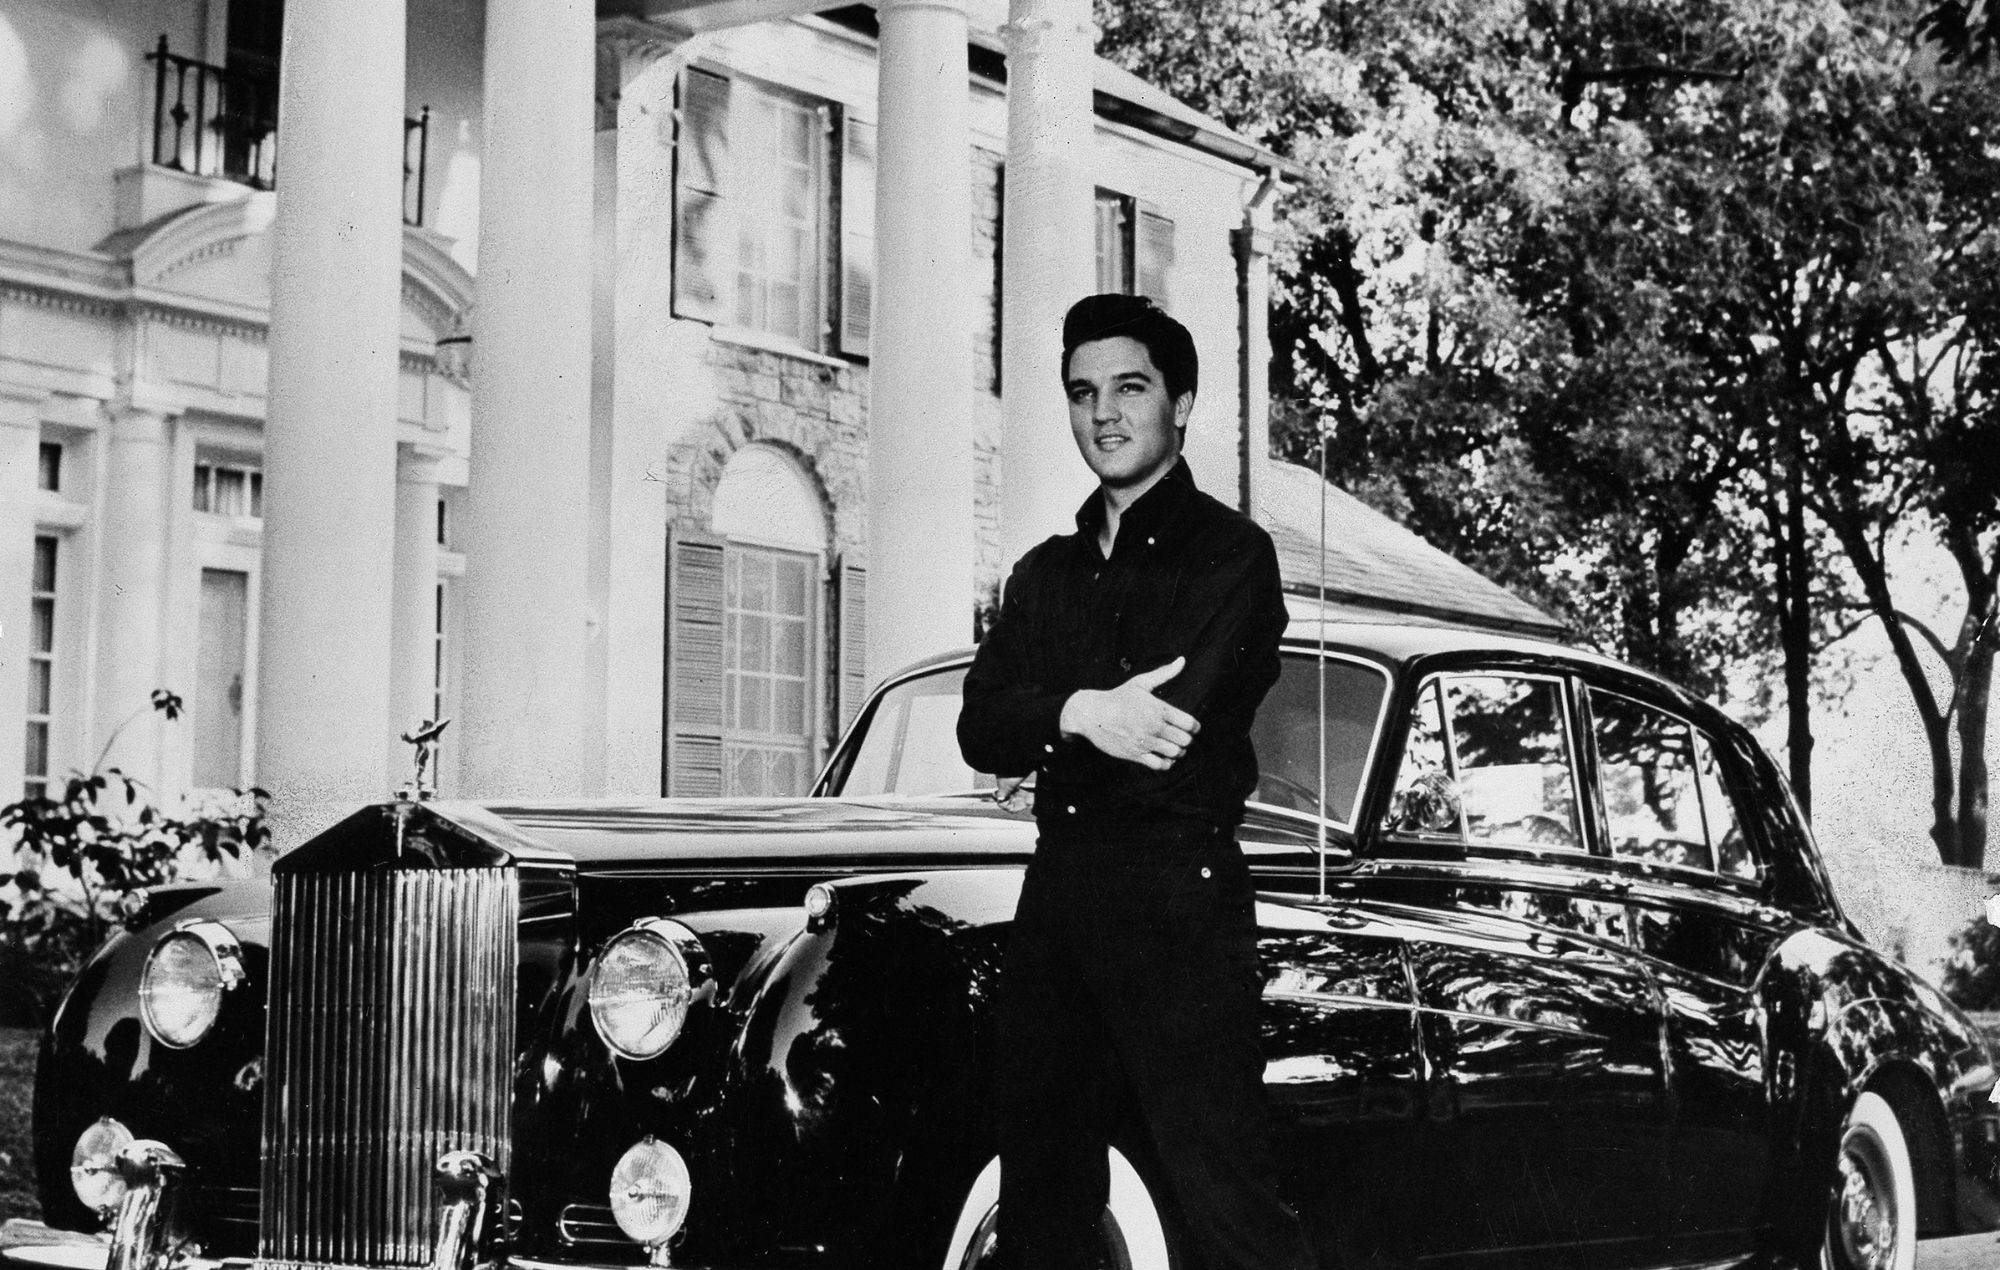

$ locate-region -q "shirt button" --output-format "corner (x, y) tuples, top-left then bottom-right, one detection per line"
(1148, 537), (1156, 546)
(1044, 743), (1055, 754)
(1066, 805), (1077, 815)
(1201, 867), (1212, 879)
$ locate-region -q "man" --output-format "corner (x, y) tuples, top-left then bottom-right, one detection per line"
(957, 294), (1314, 1270)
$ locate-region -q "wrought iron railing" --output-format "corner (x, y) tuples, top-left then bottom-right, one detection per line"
(145, 35), (431, 228)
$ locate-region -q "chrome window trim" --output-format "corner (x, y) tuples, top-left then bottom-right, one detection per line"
(1244, 649), (1394, 834)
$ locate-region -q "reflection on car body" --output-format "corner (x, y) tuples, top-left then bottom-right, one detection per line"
(3, 621), (1997, 1270)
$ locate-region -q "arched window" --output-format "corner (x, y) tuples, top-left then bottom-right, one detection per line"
(709, 447), (828, 796)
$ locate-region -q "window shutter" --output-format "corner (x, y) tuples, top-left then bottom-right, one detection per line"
(838, 116), (875, 358)
(673, 67), (731, 323)
(832, 557), (868, 732)
(666, 532), (727, 795)
(1136, 202), (1175, 306)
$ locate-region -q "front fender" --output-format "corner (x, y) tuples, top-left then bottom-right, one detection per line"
(31, 879), (272, 1247)
(722, 870), (1020, 1263)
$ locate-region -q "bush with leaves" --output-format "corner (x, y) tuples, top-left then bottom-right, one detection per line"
(1941, 913), (2000, 1012)
(0, 690), (266, 1025)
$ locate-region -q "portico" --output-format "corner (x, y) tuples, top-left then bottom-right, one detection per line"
(253, 0), (1123, 832)
(2, 0), (1310, 839)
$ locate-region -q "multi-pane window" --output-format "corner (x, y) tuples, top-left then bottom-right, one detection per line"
(1591, 689), (1755, 879)
(1093, 188), (1176, 307)
(1095, 191), (1133, 295)
(194, 461), (264, 518)
(24, 536), (57, 799)
(37, 442), (61, 492)
(723, 546), (815, 796)
(673, 68), (876, 358)
(733, 90), (827, 347)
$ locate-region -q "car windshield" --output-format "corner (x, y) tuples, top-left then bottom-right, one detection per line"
(827, 651), (1391, 826)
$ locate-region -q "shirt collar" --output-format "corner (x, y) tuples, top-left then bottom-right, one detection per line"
(1073, 457), (1200, 547)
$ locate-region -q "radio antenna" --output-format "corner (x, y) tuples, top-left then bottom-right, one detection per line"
(1315, 423), (1330, 902)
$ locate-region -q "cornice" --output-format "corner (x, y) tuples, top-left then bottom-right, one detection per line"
(0, 280), (121, 320)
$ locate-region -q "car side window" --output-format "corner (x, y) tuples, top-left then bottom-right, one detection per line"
(1692, 731), (1755, 880)
(1590, 688), (1756, 881)
(1388, 673), (1585, 852)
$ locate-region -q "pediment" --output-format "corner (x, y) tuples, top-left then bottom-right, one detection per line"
(101, 195), (474, 343)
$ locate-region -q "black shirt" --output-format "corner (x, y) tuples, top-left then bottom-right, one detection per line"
(957, 458), (1290, 845)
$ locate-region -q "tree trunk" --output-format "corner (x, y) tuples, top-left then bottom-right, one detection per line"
(1960, 640), (1992, 871)
(1828, 514), (1962, 866)
(1777, 424), (1815, 817)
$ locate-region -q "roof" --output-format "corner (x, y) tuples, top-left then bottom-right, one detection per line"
(789, 4), (1299, 177)
(1254, 460), (1565, 639)
(1087, 59), (1299, 177)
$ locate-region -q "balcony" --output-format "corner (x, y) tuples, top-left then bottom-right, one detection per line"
(144, 35), (431, 228)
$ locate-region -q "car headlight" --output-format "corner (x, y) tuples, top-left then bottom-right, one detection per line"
(140, 919), (246, 1049)
(588, 919), (709, 1060)
(608, 1137), (692, 1247)
(70, 1117), (133, 1216)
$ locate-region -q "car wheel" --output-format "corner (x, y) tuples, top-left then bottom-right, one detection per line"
(940, 1147), (1173, 1270)
(1820, 1091), (1917, 1270)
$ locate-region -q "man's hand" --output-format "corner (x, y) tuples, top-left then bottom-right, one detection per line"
(992, 774), (1034, 813)
(1060, 658), (1201, 770)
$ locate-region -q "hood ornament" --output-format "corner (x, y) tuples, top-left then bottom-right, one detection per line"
(399, 718), (451, 803)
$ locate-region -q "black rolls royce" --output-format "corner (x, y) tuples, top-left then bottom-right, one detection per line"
(3, 622), (1996, 1270)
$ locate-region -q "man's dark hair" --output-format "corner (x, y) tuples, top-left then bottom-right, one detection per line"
(1060, 293), (1198, 402)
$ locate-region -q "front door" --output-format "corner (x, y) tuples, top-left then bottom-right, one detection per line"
(194, 567), (249, 789)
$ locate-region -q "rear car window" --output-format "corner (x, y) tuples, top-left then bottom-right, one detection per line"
(1589, 688), (1756, 881)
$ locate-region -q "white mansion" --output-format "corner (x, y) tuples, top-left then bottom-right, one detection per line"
(0, 0), (1557, 844)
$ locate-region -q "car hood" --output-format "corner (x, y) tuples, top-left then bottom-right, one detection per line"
(425, 793), (1041, 874)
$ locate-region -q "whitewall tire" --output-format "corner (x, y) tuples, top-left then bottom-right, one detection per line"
(1821, 1091), (1918, 1270)
(941, 1147), (1173, 1270)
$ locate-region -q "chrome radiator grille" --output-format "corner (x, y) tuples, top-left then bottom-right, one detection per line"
(260, 868), (519, 1266)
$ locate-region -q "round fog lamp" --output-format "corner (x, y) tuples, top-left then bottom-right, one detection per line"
(70, 1117), (134, 1216)
(589, 922), (701, 1060)
(141, 927), (234, 1048)
(608, 1137), (692, 1247)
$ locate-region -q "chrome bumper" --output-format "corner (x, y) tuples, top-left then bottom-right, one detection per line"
(0, 1240), (711, 1270)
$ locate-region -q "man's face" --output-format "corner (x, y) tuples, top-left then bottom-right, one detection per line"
(1064, 336), (1192, 492)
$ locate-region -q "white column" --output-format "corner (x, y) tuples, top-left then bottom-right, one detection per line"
(257, 0), (405, 847)
(0, 395), (39, 795)
(388, 446), (443, 788)
(1237, 174), (1280, 518)
(601, 30), (689, 797)
(94, 407), (176, 785)
(999, 0), (1097, 569)
(456, 0), (595, 796)
(870, 0), (978, 679)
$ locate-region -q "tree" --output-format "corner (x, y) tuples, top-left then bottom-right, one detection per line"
(1101, 0), (2000, 863)
(1916, 0), (1997, 68)
(1811, 66), (2000, 865)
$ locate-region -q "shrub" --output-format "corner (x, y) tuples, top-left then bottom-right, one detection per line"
(0, 691), (265, 1026)
(1941, 910), (2000, 1013)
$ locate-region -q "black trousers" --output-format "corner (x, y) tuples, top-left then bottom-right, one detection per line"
(994, 829), (1317, 1270)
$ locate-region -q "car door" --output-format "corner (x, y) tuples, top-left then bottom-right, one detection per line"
(1251, 900), (1423, 1268)
(1585, 682), (1781, 1260)
(1379, 668), (1670, 1265)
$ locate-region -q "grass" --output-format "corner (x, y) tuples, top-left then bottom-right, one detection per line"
(0, 1026), (39, 1223)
